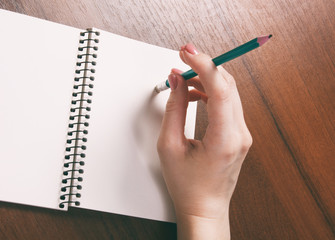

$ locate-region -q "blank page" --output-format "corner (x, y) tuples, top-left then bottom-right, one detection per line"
(0, 10), (79, 209)
(79, 30), (196, 222)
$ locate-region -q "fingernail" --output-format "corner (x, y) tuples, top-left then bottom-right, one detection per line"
(180, 45), (186, 51)
(185, 43), (199, 55)
(171, 68), (183, 75)
(168, 74), (178, 90)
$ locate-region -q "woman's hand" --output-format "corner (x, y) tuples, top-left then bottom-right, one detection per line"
(157, 43), (252, 239)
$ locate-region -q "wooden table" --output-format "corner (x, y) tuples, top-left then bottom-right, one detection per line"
(1, 0), (334, 239)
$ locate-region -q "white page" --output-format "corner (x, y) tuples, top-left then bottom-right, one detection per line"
(79, 30), (196, 222)
(0, 10), (79, 209)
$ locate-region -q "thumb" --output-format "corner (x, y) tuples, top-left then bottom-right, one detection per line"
(158, 73), (188, 148)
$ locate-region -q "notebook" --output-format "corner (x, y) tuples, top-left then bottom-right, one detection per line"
(0, 9), (196, 223)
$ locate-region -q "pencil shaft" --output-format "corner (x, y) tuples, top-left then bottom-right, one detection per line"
(181, 41), (259, 80)
(217, 37), (257, 58)
(212, 42), (259, 66)
(157, 35), (272, 92)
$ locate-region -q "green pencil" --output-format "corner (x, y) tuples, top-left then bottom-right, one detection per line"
(155, 34), (272, 92)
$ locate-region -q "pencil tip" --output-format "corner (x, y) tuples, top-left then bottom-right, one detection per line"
(152, 88), (159, 97)
(154, 86), (160, 93)
(257, 35), (272, 46)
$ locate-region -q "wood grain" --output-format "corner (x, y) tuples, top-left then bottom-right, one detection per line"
(0, 0), (334, 239)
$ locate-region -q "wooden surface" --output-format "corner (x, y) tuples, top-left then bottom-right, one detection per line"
(1, 0), (334, 239)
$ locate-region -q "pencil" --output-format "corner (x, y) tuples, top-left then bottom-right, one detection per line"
(155, 34), (272, 92)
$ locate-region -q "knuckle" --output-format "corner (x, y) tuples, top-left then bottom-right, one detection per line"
(157, 136), (178, 156)
(210, 77), (236, 102)
(226, 75), (236, 86)
(221, 145), (239, 161)
(218, 130), (252, 160)
(196, 54), (217, 74)
(165, 98), (178, 113)
(165, 94), (188, 113)
(223, 75), (236, 90)
(218, 66), (235, 82)
(215, 133), (241, 160)
(240, 131), (253, 153)
(210, 84), (232, 103)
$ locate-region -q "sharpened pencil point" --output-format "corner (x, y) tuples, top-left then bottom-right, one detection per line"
(257, 35), (272, 46)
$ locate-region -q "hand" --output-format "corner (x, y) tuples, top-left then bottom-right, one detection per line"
(157, 43), (252, 239)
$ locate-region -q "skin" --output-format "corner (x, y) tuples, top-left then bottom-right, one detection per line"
(157, 43), (252, 240)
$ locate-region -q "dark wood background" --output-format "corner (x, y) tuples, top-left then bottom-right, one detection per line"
(1, 0), (334, 239)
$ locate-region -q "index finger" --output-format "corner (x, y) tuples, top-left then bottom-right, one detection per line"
(180, 45), (240, 146)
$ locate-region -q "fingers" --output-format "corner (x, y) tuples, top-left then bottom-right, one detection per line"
(187, 78), (205, 93)
(180, 43), (235, 119)
(172, 68), (205, 94)
(179, 44), (248, 149)
(158, 73), (188, 150)
(189, 89), (208, 103)
(179, 44), (230, 101)
(171, 74), (207, 103)
(171, 68), (183, 75)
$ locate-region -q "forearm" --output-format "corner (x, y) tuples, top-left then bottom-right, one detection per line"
(176, 208), (231, 240)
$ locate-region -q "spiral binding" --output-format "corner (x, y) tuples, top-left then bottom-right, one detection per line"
(59, 28), (100, 209)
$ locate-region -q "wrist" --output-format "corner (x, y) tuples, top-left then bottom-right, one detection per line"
(176, 207), (231, 240)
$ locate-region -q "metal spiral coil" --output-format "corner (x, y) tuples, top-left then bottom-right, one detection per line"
(59, 29), (99, 209)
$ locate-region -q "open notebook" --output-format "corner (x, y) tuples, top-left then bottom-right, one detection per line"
(0, 9), (196, 222)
